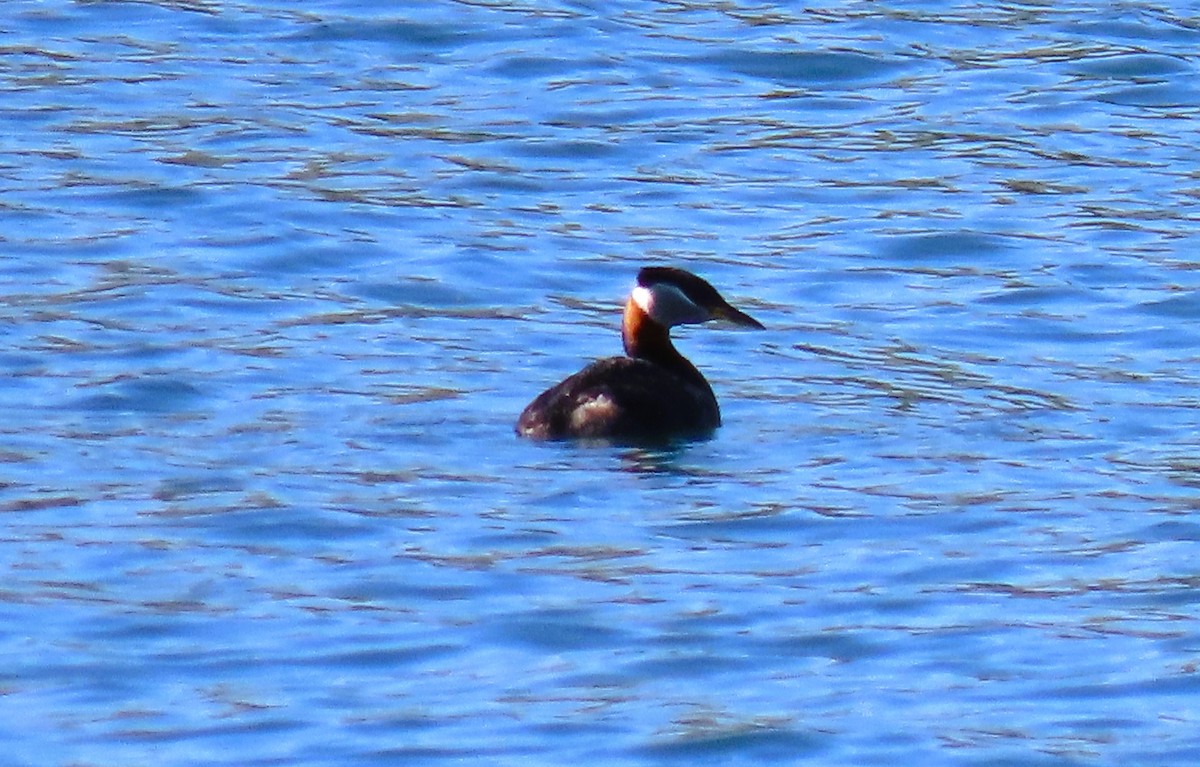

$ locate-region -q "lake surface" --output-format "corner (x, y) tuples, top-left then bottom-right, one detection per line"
(3, 1), (1200, 764)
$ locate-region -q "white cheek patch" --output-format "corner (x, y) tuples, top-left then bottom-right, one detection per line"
(631, 283), (709, 327)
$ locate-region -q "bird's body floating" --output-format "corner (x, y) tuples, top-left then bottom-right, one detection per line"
(516, 267), (763, 442)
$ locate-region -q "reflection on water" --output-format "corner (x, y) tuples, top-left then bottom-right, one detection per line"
(3, 1), (1200, 765)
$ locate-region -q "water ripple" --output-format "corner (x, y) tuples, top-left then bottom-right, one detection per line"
(3, 1), (1200, 766)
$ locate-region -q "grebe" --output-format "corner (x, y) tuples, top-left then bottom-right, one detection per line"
(516, 267), (763, 441)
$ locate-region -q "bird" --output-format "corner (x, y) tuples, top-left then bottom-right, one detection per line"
(516, 266), (763, 441)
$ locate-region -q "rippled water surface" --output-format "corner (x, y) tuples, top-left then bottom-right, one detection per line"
(4, 1), (1200, 764)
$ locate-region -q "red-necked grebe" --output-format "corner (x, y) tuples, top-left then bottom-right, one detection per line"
(516, 266), (763, 441)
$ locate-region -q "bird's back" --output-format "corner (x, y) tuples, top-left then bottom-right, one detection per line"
(516, 357), (719, 441)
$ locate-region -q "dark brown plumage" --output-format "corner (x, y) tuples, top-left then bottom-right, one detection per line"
(516, 267), (762, 442)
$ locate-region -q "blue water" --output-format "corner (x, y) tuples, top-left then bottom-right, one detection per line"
(3, 1), (1200, 764)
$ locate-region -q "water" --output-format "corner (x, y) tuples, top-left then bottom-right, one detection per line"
(3, 1), (1200, 764)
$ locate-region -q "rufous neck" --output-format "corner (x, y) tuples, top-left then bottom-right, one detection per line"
(622, 298), (705, 386)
